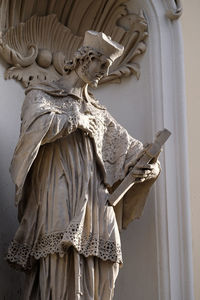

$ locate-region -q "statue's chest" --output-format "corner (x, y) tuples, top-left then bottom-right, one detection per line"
(81, 102), (108, 145)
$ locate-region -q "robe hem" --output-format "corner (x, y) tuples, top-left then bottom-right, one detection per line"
(6, 224), (123, 272)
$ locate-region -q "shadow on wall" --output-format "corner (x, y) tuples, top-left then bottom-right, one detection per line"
(0, 50), (26, 297)
(0, 135), (24, 299)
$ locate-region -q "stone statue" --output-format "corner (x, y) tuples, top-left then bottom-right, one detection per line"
(6, 30), (160, 300)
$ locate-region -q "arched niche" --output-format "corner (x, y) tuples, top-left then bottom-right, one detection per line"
(0, 0), (194, 299)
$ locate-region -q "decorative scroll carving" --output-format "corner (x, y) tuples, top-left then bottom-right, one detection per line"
(0, 1), (148, 88)
(165, 0), (183, 20)
(101, 10), (148, 84)
(0, 15), (83, 86)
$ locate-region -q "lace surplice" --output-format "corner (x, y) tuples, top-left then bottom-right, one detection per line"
(7, 87), (152, 272)
(7, 91), (123, 270)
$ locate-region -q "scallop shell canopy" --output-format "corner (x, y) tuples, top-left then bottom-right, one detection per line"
(0, 0), (148, 87)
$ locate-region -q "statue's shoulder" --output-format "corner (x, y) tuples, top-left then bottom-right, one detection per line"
(25, 82), (65, 97)
(24, 82), (76, 106)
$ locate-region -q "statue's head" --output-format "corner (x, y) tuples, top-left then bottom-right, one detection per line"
(64, 31), (124, 88)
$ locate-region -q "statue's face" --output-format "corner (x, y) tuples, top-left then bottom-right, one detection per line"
(77, 54), (112, 87)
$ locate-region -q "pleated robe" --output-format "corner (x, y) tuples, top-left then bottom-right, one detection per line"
(7, 85), (158, 299)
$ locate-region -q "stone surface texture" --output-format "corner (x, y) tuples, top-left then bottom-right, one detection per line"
(0, 1), (194, 300)
(4, 25), (159, 299)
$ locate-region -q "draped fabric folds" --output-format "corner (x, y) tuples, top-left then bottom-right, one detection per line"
(6, 83), (157, 299)
(24, 249), (119, 300)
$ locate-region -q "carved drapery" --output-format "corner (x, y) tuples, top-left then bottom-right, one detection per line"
(0, 0), (148, 88)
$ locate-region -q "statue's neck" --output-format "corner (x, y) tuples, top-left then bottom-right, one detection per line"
(56, 70), (87, 99)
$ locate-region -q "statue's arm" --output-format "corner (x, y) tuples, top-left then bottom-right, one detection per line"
(10, 91), (81, 200)
(103, 112), (161, 229)
(21, 90), (100, 145)
(41, 112), (77, 144)
(21, 91), (83, 145)
(41, 109), (99, 144)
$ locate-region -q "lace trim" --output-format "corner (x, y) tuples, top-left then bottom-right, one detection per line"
(61, 222), (122, 263)
(37, 95), (79, 134)
(7, 223), (122, 271)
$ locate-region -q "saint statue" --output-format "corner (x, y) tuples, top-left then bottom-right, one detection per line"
(6, 31), (160, 300)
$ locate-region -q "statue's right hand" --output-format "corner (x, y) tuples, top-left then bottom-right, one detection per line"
(78, 114), (97, 137)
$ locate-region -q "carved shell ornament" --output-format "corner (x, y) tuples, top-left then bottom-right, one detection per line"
(0, 5), (148, 88)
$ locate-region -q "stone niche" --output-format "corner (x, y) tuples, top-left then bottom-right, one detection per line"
(0, 0), (193, 299)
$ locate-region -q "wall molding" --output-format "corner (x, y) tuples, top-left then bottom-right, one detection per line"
(143, 0), (194, 299)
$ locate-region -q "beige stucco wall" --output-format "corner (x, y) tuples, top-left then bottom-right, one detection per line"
(181, 2), (200, 300)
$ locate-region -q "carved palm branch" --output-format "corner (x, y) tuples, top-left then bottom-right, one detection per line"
(0, 0), (148, 88)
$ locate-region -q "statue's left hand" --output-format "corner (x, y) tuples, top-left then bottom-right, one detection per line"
(129, 161), (161, 182)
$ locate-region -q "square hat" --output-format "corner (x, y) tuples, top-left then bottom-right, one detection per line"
(83, 30), (124, 62)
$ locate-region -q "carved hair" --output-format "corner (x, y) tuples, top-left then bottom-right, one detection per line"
(64, 46), (102, 74)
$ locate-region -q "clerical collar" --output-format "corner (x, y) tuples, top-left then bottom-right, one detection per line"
(25, 82), (106, 110)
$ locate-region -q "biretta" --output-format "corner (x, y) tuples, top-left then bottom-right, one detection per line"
(83, 30), (124, 62)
